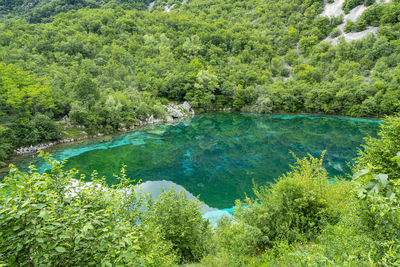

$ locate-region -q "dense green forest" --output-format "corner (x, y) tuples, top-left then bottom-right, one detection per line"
(0, 0), (154, 22)
(1, 0), (400, 164)
(1, 114), (400, 265)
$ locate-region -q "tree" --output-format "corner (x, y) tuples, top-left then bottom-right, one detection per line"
(74, 73), (100, 105)
(146, 188), (212, 263)
(0, 64), (55, 115)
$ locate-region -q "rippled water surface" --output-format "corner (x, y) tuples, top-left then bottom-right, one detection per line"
(9, 113), (380, 209)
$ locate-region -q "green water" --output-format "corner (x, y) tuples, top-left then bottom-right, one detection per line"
(8, 113), (380, 209)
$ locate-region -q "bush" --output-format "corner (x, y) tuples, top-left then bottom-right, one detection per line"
(215, 216), (264, 257)
(0, 126), (13, 162)
(252, 95), (274, 114)
(0, 153), (177, 266)
(14, 113), (61, 147)
(342, 0), (364, 14)
(233, 154), (349, 250)
(356, 115), (400, 179)
(344, 20), (355, 33)
(146, 188), (212, 263)
(330, 28), (342, 38)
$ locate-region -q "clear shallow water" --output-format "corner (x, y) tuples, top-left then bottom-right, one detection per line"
(7, 113), (380, 209)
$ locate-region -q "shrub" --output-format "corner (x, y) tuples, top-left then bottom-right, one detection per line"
(330, 28), (342, 38)
(247, 95), (273, 114)
(356, 115), (400, 179)
(233, 154), (350, 251)
(0, 152), (177, 266)
(0, 126), (13, 162)
(215, 216), (264, 257)
(13, 113), (61, 147)
(342, 0), (364, 14)
(146, 188), (212, 263)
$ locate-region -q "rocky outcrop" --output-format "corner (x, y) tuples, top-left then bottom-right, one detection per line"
(143, 102), (194, 125)
(167, 102), (195, 118)
(14, 102), (195, 156)
(320, 0), (386, 45)
(14, 137), (89, 156)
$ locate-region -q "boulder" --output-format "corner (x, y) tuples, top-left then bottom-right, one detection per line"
(147, 115), (154, 124)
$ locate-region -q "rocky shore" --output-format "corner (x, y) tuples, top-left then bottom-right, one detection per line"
(14, 102), (195, 156)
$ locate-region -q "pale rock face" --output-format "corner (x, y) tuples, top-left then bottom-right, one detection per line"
(146, 115), (154, 124)
(164, 4), (174, 12)
(167, 102), (194, 118)
(148, 1), (154, 12)
(181, 101), (191, 112)
(168, 107), (184, 118)
(346, 4), (367, 21)
(320, 0), (383, 45)
(321, 0), (345, 18)
(323, 26), (378, 45)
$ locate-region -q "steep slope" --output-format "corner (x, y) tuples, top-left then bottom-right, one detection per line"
(1, 0), (400, 163)
(320, 0), (391, 44)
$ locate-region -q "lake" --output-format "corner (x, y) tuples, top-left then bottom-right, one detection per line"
(6, 113), (380, 209)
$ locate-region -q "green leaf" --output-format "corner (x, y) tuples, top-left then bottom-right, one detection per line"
(353, 169), (370, 179)
(32, 203), (46, 210)
(55, 246), (66, 253)
(38, 210), (49, 219)
(374, 173), (388, 188)
(368, 184), (380, 196)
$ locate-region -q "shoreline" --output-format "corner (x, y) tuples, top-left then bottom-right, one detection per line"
(1, 109), (383, 174)
(1, 102), (194, 170)
(0, 114), (195, 176)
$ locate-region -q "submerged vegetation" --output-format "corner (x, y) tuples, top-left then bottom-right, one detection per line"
(1, 115), (400, 265)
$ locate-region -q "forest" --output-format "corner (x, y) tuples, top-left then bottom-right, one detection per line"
(1, 0), (400, 265)
(1, 0), (400, 165)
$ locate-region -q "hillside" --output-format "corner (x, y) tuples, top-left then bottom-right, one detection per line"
(0, 0), (154, 22)
(1, 0), (400, 161)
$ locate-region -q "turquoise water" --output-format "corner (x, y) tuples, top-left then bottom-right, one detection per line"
(8, 113), (380, 209)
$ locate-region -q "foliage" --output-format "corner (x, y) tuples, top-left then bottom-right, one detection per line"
(235, 154), (347, 247)
(0, 0), (154, 22)
(2, 116), (400, 265)
(146, 188), (212, 263)
(2, 0), (400, 263)
(12, 113), (61, 147)
(1, 0), (400, 162)
(0, 64), (55, 115)
(356, 115), (400, 179)
(0, 64), (60, 160)
(0, 152), (178, 266)
(343, 0), (374, 14)
(0, 126), (13, 164)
